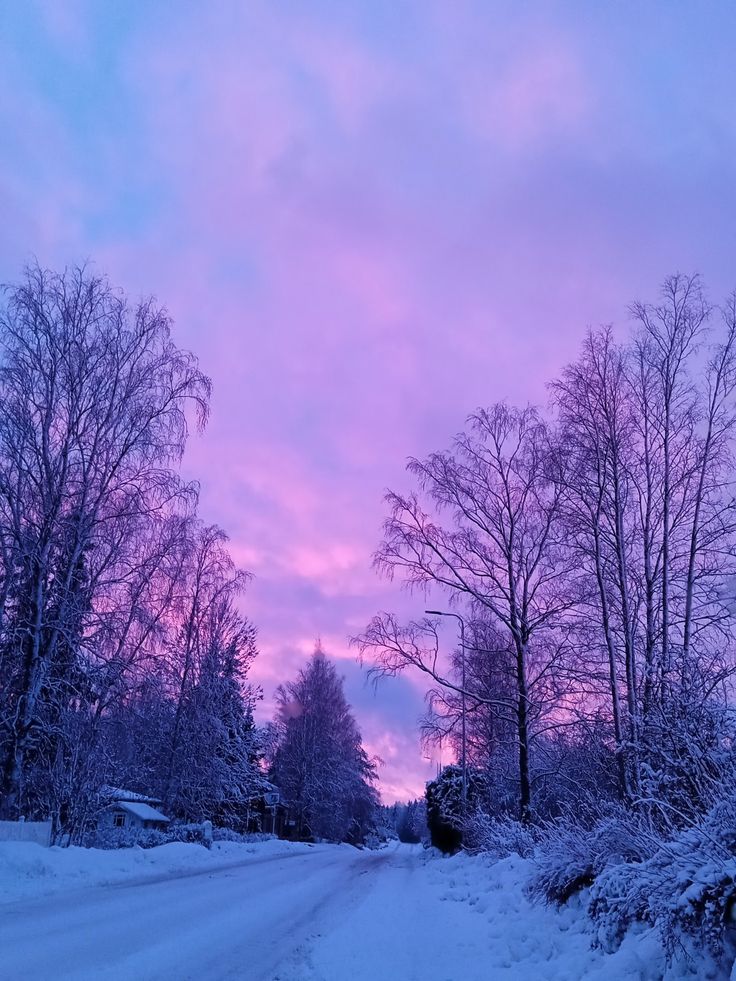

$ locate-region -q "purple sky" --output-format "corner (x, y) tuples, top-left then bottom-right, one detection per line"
(3, 2), (736, 802)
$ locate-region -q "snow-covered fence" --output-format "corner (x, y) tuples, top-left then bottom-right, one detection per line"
(0, 818), (52, 847)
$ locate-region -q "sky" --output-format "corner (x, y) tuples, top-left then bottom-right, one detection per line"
(2, 1), (736, 803)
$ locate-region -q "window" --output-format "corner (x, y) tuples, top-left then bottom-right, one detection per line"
(113, 813), (126, 828)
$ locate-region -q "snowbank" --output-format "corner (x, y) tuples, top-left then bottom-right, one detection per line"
(0, 837), (317, 905)
(424, 851), (672, 980)
(295, 844), (676, 981)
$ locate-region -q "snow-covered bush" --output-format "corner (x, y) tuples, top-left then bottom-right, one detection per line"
(88, 822), (210, 850)
(634, 697), (734, 839)
(212, 828), (275, 844)
(211, 827), (248, 843)
(88, 827), (167, 850)
(589, 792), (736, 964)
(463, 811), (537, 858)
(425, 765), (493, 853)
(374, 821), (399, 843)
(362, 832), (387, 850)
(529, 810), (654, 906)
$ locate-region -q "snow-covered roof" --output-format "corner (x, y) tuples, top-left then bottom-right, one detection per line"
(113, 801), (170, 823)
(100, 785), (162, 805)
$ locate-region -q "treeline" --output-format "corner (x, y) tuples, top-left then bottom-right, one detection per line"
(379, 798), (426, 843)
(0, 264), (263, 841)
(359, 274), (736, 836)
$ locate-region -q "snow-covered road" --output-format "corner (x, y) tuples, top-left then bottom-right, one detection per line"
(2, 843), (381, 980)
(1, 841), (670, 980)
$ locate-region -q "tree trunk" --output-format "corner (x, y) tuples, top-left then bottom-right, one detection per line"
(515, 637), (532, 824)
(592, 518), (627, 798)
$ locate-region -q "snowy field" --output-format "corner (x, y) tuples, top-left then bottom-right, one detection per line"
(0, 839), (716, 980)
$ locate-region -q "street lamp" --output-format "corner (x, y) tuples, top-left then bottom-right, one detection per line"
(425, 609), (467, 822)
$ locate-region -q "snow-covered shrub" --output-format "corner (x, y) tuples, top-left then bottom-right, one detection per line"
(529, 810), (654, 906)
(425, 765), (491, 853)
(374, 821), (399, 843)
(463, 811), (537, 858)
(87, 822), (210, 850)
(425, 766), (464, 853)
(362, 832), (386, 850)
(168, 823), (212, 844)
(530, 726), (621, 825)
(589, 791), (736, 963)
(212, 828), (275, 844)
(635, 696), (734, 838)
(88, 827), (168, 850)
(212, 827), (247, 843)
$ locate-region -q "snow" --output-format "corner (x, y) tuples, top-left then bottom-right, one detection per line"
(298, 848), (676, 981)
(0, 840), (713, 979)
(0, 837), (316, 904)
(113, 801), (171, 822)
(99, 786), (162, 804)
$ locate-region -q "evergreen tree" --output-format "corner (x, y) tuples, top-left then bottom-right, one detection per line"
(270, 646), (378, 843)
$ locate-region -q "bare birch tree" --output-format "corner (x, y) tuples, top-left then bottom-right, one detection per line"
(552, 328), (640, 798)
(359, 405), (574, 822)
(0, 263), (209, 817)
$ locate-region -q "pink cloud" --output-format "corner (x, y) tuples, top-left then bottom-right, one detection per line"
(363, 724), (437, 804)
(7, 0), (734, 806)
(464, 43), (591, 149)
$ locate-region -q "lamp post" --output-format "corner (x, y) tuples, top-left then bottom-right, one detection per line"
(425, 609), (467, 822)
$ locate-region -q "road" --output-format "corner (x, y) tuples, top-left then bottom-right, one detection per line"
(0, 840), (662, 980)
(1, 843), (459, 981)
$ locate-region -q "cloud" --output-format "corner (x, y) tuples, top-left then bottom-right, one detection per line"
(4, 0), (736, 803)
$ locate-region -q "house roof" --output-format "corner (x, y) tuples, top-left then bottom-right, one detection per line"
(100, 785), (163, 805)
(114, 801), (170, 823)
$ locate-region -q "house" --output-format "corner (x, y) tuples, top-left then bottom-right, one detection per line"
(97, 787), (171, 832)
(253, 781), (293, 837)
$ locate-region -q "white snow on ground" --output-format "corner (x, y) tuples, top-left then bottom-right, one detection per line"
(0, 837), (316, 904)
(296, 847), (681, 981)
(0, 840), (715, 980)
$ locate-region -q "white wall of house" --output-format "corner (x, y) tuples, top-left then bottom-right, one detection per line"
(98, 807), (141, 831)
(98, 807), (168, 832)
